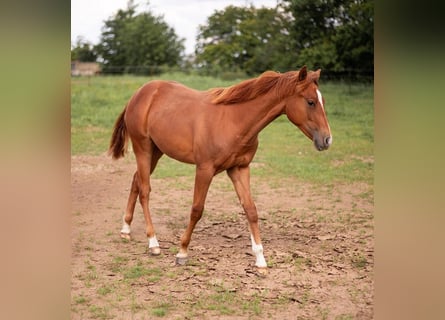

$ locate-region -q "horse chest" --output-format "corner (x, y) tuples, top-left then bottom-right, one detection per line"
(217, 138), (258, 169)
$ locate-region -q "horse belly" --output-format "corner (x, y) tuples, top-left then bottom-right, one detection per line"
(149, 120), (196, 164)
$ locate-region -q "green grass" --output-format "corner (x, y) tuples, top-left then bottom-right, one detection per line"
(71, 73), (373, 185)
(122, 264), (163, 281)
(196, 290), (237, 315)
(150, 301), (173, 317)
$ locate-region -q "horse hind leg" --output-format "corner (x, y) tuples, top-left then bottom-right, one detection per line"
(134, 140), (163, 256)
(120, 171), (139, 240)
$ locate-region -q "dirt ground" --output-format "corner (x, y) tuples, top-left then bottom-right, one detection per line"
(71, 154), (373, 319)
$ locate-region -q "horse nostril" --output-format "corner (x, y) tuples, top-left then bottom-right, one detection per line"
(325, 136), (332, 146)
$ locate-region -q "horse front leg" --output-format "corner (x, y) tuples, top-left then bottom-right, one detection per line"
(176, 166), (214, 265)
(227, 166), (268, 274)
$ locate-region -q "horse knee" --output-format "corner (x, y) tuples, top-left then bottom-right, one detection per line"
(138, 186), (150, 203)
(190, 204), (204, 221)
(244, 205), (258, 223)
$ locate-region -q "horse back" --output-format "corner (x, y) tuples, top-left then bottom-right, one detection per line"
(124, 80), (212, 163)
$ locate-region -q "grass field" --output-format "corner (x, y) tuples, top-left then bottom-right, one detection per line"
(71, 72), (373, 185)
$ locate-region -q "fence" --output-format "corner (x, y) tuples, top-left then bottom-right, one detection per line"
(78, 64), (373, 82)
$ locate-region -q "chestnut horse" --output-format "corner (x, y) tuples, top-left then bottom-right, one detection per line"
(109, 66), (332, 272)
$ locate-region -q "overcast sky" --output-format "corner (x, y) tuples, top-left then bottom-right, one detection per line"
(71, 0), (278, 55)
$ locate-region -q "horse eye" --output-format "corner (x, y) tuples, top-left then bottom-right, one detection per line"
(307, 100), (315, 107)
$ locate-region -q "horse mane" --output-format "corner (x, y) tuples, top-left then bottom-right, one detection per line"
(210, 70), (316, 105)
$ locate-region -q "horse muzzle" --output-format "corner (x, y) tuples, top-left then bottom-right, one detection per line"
(314, 134), (332, 151)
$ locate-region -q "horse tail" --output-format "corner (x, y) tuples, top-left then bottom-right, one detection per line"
(108, 106), (128, 159)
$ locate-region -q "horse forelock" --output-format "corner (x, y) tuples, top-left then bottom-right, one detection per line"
(210, 69), (317, 105)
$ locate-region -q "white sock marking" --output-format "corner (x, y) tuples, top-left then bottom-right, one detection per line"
(121, 216), (131, 234)
(250, 235), (267, 267)
(148, 235), (160, 248)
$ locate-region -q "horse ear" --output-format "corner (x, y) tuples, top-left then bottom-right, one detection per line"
(298, 66), (307, 82)
(313, 69), (321, 81)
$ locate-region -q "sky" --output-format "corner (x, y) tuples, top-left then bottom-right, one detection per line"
(71, 0), (279, 55)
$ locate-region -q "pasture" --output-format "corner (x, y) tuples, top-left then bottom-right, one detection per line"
(71, 73), (373, 319)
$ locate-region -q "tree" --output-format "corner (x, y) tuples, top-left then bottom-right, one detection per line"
(71, 37), (97, 62)
(196, 5), (294, 76)
(283, 0), (373, 76)
(96, 1), (184, 74)
(333, 0), (373, 74)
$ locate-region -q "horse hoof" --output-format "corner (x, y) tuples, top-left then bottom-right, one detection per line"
(175, 256), (188, 266)
(120, 233), (131, 240)
(150, 247), (161, 256)
(256, 267), (268, 276)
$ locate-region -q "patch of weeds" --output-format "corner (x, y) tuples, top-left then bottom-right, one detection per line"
(151, 308), (167, 317)
(317, 307), (329, 320)
(210, 291), (237, 315)
(120, 237), (131, 244)
(276, 293), (293, 305)
(242, 294), (262, 315)
(348, 287), (364, 305)
(73, 294), (89, 305)
(298, 288), (311, 306)
(184, 258), (203, 267)
(266, 257), (276, 268)
(317, 212), (329, 223)
(293, 257), (306, 271)
(169, 246), (179, 255)
(150, 301), (172, 317)
(123, 264), (163, 282)
(97, 285), (112, 296)
(336, 314), (354, 320)
(130, 296), (145, 314)
(165, 271), (177, 279)
(123, 265), (147, 279)
(194, 268), (209, 276)
(196, 290), (237, 316)
(148, 274), (162, 283)
(83, 262), (98, 287)
(351, 253), (367, 269)
(109, 255), (129, 273)
(89, 305), (112, 319)
(293, 256), (312, 272)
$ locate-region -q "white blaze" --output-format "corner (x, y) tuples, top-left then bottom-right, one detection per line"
(316, 89), (324, 109)
(316, 89), (332, 145)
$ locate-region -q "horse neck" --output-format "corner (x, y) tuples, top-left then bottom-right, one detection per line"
(234, 91), (285, 139)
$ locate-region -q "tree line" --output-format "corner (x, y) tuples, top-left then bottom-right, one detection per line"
(71, 0), (373, 80)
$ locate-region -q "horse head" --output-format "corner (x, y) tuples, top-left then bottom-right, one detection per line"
(285, 66), (332, 151)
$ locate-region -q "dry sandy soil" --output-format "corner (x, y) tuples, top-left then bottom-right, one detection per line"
(71, 154), (373, 319)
